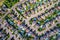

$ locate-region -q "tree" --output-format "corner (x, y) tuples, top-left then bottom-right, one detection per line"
(57, 24), (60, 28)
(38, 27), (43, 31)
(54, 4), (58, 7)
(58, 2), (60, 6)
(11, 37), (15, 40)
(54, 20), (58, 23)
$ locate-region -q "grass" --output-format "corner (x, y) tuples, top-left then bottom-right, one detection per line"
(3, 0), (19, 8)
(29, 9), (59, 26)
(49, 35), (56, 40)
(29, 20), (33, 25)
(0, 0), (5, 6)
(15, 8), (26, 19)
(0, 13), (5, 18)
(57, 24), (60, 28)
(38, 27), (45, 31)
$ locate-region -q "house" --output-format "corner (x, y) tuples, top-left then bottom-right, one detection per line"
(36, 21), (40, 26)
(11, 37), (15, 40)
(56, 33), (60, 40)
(33, 17), (37, 21)
(45, 38), (49, 40)
(2, 5), (8, 12)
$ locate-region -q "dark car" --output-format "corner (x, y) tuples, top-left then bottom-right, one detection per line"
(11, 37), (15, 40)
(32, 30), (36, 34)
(36, 21), (40, 26)
(50, 29), (54, 32)
(51, 7), (54, 10)
(47, 31), (50, 34)
(38, 15), (41, 18)
(0, 28), (3, 32)
(27, 27), (30, 30)
(30, 29), (33, 31)
(41, 13), (45, 16)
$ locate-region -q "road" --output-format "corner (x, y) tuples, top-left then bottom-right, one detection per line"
(0, 0), (28, 40)
(23, 0), (59, 33)
(25, 0), (59, 26)
(0, 20), (20, 40)
(41, 28), (59, 40)
(37, 15), (60, 35)
(0, 0), (60, 40)
(0, 0), (27, 23)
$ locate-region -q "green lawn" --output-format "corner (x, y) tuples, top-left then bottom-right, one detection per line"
(29, 9), (59, 26)
(57, 24), (60, 28)
(49, 36), (56, 40)
(0, 0), (5, 6)
(3, 0), (19, 8)
(38, 26), (45, 31)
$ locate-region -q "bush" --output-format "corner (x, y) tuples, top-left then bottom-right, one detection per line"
(57, 24), (60, 28)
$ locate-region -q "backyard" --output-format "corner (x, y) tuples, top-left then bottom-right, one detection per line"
(3, 0), (19, 8)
